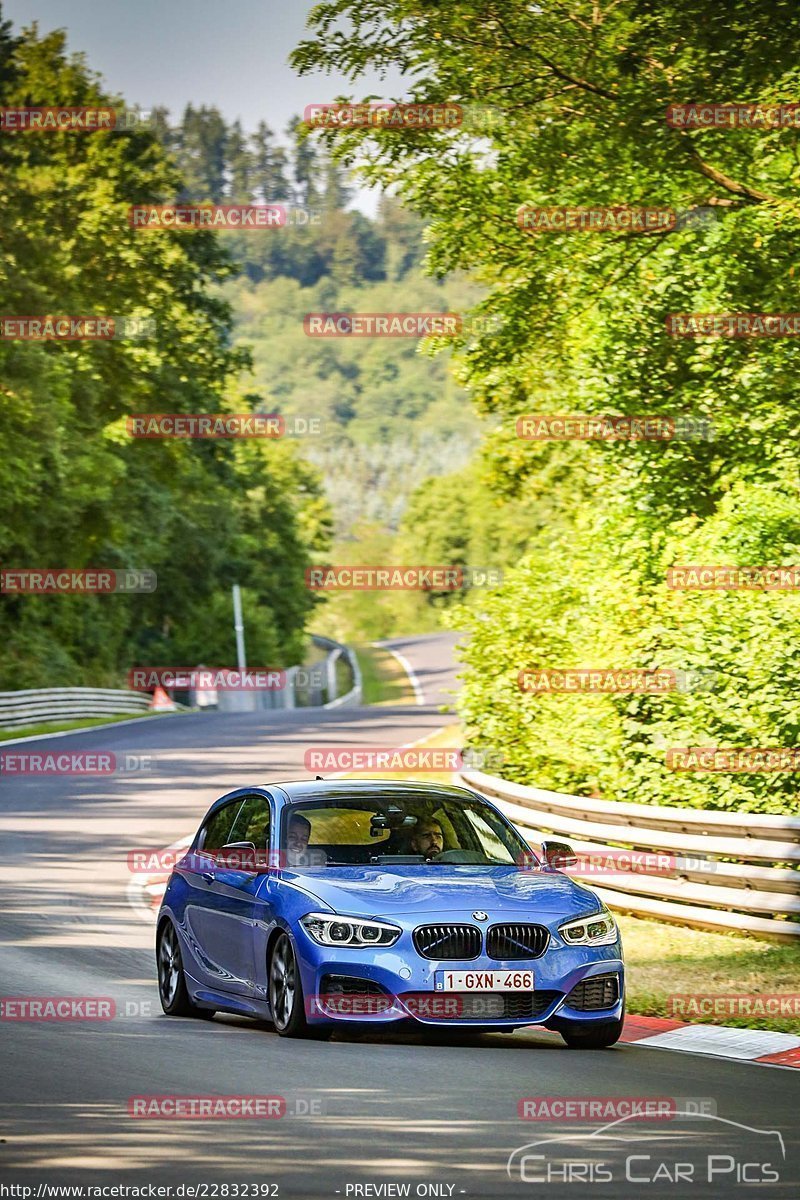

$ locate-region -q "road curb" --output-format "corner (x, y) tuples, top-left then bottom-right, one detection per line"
(621, 1013), (800, 1068)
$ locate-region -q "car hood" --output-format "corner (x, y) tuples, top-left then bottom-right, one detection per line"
(280, 864), (600, 920)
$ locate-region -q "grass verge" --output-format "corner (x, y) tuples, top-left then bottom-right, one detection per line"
(0, 709), (182, 742)
(354, 643), (416, 705)
(619, 913), (800, 1034)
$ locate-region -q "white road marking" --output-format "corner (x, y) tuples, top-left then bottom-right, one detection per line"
(376, 643), (426, 706)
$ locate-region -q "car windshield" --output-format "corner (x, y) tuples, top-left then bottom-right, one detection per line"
(281, 789), (530, 869)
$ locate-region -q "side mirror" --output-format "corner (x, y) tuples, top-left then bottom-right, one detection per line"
(216, 841), (267, 872)
(541, 839), (578, 870)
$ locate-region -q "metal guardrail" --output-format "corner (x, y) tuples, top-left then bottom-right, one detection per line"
(0, 637), (362, 729)
(217, 637), (360, 711)
(0, 687), (152, 729)
(460, 768), (800, 941)
(313, 636), (362, 709)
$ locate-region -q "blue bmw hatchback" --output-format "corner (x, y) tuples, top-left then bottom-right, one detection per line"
(156, 779), (625, 1046)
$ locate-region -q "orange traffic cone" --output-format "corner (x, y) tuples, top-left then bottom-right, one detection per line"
(150, 686), (176, 711)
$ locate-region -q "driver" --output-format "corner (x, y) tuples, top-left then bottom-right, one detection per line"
(410, 817), (444, 861)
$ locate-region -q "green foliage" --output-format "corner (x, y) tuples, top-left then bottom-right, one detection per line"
(224, 264), (480, 533)
(64, 85), (490, 651)
(455, 480), (800, 814)
(294, 0), (800, 813)
(152, 105), (382, 286)
(0, 21), (330, 687)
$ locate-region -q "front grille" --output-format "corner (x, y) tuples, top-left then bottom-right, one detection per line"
(486, 923), (550, 960)
(566, 973), (619, 1011)
(413, 924), (482, 960)
(400, 990), (562, 1021)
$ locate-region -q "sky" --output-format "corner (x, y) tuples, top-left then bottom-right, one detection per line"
(2, 0), (406, 211)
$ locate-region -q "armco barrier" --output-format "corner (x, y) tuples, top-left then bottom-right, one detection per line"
(313, 635), (362, 709)
(460, 768), (800, 941)
(216, 637), (361, 712)
(0, 686), (152, 729)
(0, 636), (362, 729)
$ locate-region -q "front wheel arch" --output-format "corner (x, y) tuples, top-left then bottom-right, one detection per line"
(267, 928), (330, 1039)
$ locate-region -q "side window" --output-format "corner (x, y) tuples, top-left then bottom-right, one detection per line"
(228, 794), (271, 848)
(200, 801), (241, 853)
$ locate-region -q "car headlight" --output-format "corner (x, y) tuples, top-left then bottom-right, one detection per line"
(558, 908), (618, 946)
(300, 912), (402, 947)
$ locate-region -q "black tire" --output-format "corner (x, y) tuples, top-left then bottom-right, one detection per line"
(559, 1017), (624, 1049)
(268, 931), (330, 1039)
(157, 919), (216, 1019)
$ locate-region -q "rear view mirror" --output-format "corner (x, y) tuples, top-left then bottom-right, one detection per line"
(369, 804), (408, 835)
(541, 839), (578, 870)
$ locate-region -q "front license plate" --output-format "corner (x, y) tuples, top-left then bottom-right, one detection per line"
(434, 969), (534, 992)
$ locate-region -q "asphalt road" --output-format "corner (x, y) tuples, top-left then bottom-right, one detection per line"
(0, 632), (797, 1199)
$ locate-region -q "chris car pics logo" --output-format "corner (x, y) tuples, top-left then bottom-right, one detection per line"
(507, 1112), (785, 1186)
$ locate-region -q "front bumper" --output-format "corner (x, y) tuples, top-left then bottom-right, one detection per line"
(294, 916), (624, 1029)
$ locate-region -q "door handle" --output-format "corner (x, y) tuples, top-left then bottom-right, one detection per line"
(201, 871), (215, 883)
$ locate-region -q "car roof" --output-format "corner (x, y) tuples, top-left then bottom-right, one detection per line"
(269, 778), (480, 804)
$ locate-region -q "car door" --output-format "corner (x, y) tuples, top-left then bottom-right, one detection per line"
(185, 793), (272, 998)
(180, 797), (241, 992)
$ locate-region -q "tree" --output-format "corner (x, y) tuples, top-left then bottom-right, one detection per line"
(176, 103), (228, 201)
(226, 118), (253, 201)
(292, 0), (800, 815)
(0, 22), (330, 687)
(251, 120), (289, 202)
